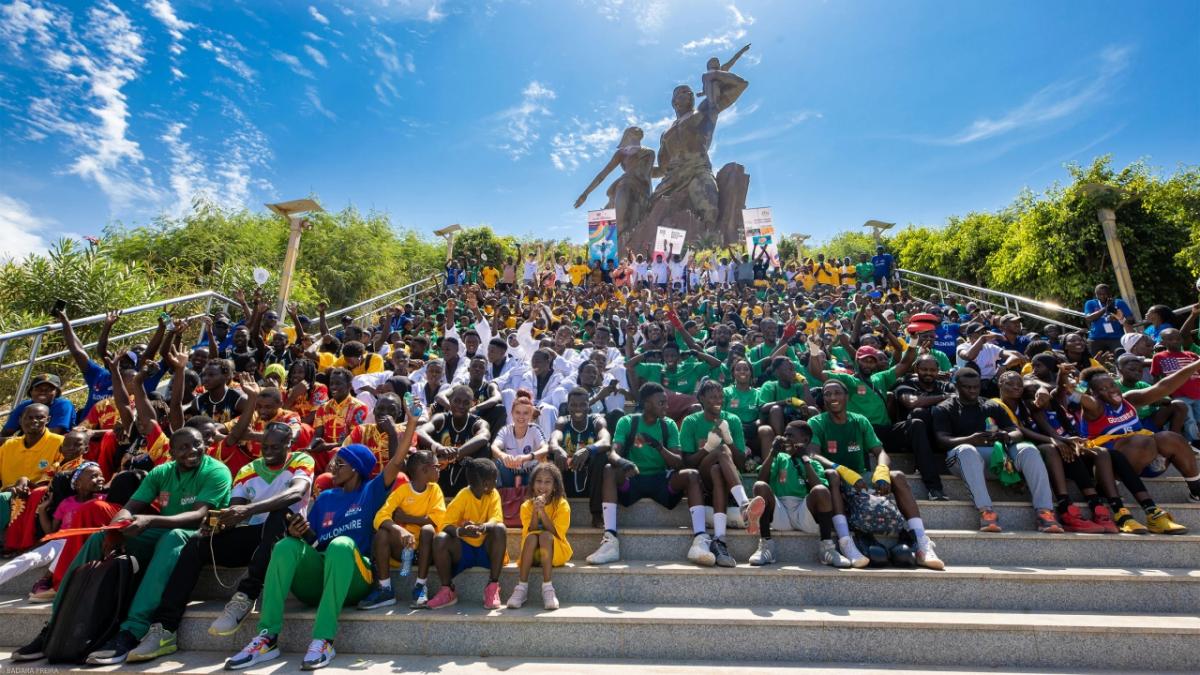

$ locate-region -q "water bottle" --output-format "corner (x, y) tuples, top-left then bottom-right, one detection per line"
(399, 546), (414, 577)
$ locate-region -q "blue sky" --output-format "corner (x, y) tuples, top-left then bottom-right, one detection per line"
(1, 0), (1197, 260)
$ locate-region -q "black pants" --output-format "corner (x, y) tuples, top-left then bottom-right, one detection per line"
(902, 409), (945, 490)
(477, 405), (507, 442)
(152, 509), (289, 632)
(563, 449), (611, 517)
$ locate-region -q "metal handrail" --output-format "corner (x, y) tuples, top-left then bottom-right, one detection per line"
(899, 269), (1085, 317)
(1, 274), (441, 419)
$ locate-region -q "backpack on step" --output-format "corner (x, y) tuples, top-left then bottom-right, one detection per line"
(43, 550), (140, 663)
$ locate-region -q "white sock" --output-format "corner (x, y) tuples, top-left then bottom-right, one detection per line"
(514, 581), (528, 590)
(378, 577), (392, 589)
(714, 512), (727, 539)
(1185, 473), (1200, 482)
(416, 577), (426, 587)
(541, 581), (553, 589)
(603, 502), (617, 532)
(689, 505), (707, 535)
(730, 484), (749, 507)
(832, 514), (850, 540)
(907, 517), (926, 541)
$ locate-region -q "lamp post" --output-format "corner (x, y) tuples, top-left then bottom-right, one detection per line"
(863, 220), (895, 244)
(434, 224), (463, 263)
(1082, 184), (1141, 321)
(266, 198), (324, 315)
(789, 233), (811, 260)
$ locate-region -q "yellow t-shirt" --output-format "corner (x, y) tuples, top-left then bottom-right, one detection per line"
(481, 267), (500, 289)
(332, 353), (385, 375)
(568, 264), (591, 286)
(316, 351), (337, 371)
(520, 496), (572, 566)
(0, 432), (63, 488)
(444, 487), (503, 547)
(815, 264), (838, 286)
(374, 481), (447, 546)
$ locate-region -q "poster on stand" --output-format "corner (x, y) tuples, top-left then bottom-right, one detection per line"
(742, 207), (781, 266)
(588, 209), (618, 264)
(654, 226), (687, 259)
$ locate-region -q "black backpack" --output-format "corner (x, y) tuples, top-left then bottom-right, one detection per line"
(43, 550), (140, 663)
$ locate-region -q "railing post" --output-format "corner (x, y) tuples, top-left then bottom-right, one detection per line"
(15, 332), (44, 403)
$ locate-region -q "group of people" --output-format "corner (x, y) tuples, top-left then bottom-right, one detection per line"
(2, 241), (1199, 670)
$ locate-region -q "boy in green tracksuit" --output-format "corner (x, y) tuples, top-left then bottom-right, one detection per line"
(14, 426), (232, 666)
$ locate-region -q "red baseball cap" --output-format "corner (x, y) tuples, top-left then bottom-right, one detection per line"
(855, 345), (885, 360)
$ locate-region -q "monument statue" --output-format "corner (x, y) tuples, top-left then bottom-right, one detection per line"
(573, 127), (655, 234)
(574, 45), (753, 254)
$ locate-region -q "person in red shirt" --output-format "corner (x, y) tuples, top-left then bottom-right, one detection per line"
(308, 369), (368, 472)
(1149, 328), (1200, 443)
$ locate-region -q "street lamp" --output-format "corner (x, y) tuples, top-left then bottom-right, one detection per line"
(1082, 183), (1141, 321)
(434, 224), (463, 262)
(863, 220), (895, 244)
(266, 198), (324, 315)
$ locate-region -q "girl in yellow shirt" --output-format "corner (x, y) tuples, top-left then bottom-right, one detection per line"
(505, 462), (569, 610)
(363, 450), (446, 609)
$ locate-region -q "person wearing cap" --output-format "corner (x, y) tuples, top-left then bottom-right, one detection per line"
(903, 315), (952, 373)
(1, 374), (77, 439)
(995, 314), (1032, 353)
(1083, 283), (1135, 354)
(0, 404), (65, 546)
(894, 354), (956, 500)
(956, 321), (1024, 391)
(196, 313), (237, 354)
(225, 420), (414, 671)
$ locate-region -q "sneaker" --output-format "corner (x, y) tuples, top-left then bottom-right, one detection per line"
(127, 623), (177, 663)
(427, 585), (458, 609)
(1059, 504), (1106, 533)
(541, 583), (560, 610)
(1146, 508), (1189, 535)
(86, 629), (140, 665)
(687, 533), (716, 567)
(28, 575), (52, 598)
(978, 509), (1002, 532)
(839, 536), (870, 569)
(927, 487), (949, 501)
(483, 581), (502, 609)
(411, 582), (429, 609)
(27, 586), (56, 603)
(711, 537), (737, 567)
(210, 591), (254, 636)
(741, 495), (766, 536)
(12, 623), (49, 662)
(357, 583), (397, 610)
(748, 538), (776, 566)
(1036, 509), (1064, 534)
(506, 582), (529, 609)
(1113, 507), (1149, 535)
(1090, 504), (1120, 534)
(1189, 491), (1200, 504)
(586, 531), (620, 565)
(818, 539), (851, 568)
(301, 638), (335, 670)
(916, 537), (945, 570)
(225, 630), (280, 671)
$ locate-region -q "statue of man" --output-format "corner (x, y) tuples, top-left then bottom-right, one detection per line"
(649, 57), (748, 228)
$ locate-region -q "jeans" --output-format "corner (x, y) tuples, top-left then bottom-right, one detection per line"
(1176, 397), (1200, 441)
(946, 442), (1053, 511)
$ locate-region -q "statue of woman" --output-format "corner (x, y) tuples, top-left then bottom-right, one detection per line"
(573, 126), (655, 232)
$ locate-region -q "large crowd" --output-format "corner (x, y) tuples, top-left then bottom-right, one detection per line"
(2, 242), (1199, 670)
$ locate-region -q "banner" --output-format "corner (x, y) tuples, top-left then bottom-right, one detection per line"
(742, 207), (781, 266)
(587, 209), (618, 264)
(654, 226), (687, 259)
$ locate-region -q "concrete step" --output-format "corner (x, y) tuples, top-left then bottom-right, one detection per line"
(0, 599), (1194, 671)
(800, 451), (1187, 479)
(8, 559), (1193, 614)
(571, 497), (1200, 531)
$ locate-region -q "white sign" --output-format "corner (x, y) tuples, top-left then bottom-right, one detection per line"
(742, 207), (781, 267)
(252, 267), (270, 285)
(654, 226), (687, 258)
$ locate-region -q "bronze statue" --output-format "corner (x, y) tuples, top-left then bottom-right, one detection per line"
(573, 127), (655, 233)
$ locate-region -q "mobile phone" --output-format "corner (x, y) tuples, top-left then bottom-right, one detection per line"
(52, 298), (66, 314)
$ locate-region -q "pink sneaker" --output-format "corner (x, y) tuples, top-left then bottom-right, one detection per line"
(426, 585), (457, 610)
(483, 582), (501, 610)
(742, 496), (766, 536)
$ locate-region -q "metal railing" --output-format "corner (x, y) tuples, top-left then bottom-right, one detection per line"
(0, 274), (441, 420)
(897, 268), (1087, 330)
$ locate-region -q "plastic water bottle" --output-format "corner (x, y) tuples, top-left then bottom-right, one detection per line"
(399, 546), (414, 577)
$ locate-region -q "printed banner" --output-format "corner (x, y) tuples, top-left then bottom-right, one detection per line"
(742, 207), (781, 266)
(654, 226), (687, 259)
(588, 209), (618, 264)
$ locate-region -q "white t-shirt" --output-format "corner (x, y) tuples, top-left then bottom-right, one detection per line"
(555, 264), (569, 283)
(523, 260), (538, 281)
(231, 453), (315, 525)
(634, 262), (649, 282)
(957, 342), (1004, 378)
(497, 423), (546, 457)
(651, 262), (668, 283)
(668, 262), (685, 285)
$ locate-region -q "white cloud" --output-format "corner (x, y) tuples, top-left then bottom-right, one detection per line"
(145, 0), (191, 45)
(721, 109), (821, 146)
(306, 85), (337, 120)
(303, 44), (328, 67)
(498, 80), (557, 160)
(425, 2), (445, 22)
(302, 30), (326, 42)
(274, 51), (314, 78)
(588, 0), (670, 42)
(680, 3), (754, 54)
(548, 100), (671, 172)
(936, 45), (1133, 145)
(0, 193), (55, 262)
(309, 5), (330, 25)
(160, 122), (216, 213)
(198, 38), (255, 81)
(0, 0), (58, 50)
(369, 30), (414, 105)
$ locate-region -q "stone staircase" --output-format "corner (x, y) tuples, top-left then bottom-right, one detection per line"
(0, 455), (1196, 672)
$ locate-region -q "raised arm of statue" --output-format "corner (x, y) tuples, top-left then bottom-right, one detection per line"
(702, 69), (748, 114)
(575, 152), (624, 208)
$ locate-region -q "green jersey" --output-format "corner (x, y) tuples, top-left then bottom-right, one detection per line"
(823, 366), (898, 426)
(723, 385), (760, 424)
(131, 454), (232, 517)
(679, 410), (746, 454)
(613, 414), (680, 476)
(767, 451), (828, 499)
(807, 411), (880, 474)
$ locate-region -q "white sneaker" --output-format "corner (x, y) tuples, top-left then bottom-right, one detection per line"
(839, 535), (870, 569)
(748, 537), (776, 566)
(506, 583), (529, 609)
(586, 531), (620, 565)
(916, 536), (945, 570)
(687, 533), (716, 567)
(819, 539), (852, 568)
(541, 582), (559, 610)
(301, 639), (335, 670)
(209, 591), (253, 636)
